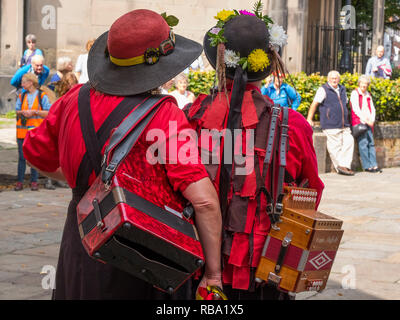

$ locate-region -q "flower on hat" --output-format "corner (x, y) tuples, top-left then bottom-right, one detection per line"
(224, 49), (241, 68)
(214, 10), (235, 22)
(209, 27), (222, 35)
(268, 24), (288, 49)
(247, 49), (270, 72)
(239, 10), (256, 16)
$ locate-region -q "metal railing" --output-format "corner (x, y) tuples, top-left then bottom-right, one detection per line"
(306, 23), (372, 75)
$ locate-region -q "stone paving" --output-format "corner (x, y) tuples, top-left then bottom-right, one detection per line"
(0, 119), (399, 300)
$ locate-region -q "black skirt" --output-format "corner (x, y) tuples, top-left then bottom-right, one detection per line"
(52, 189), (193, 300)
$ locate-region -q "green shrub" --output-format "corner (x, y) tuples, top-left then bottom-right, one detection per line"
(0, 110), (16, 119)
(288, 72), (400, 122)
(187, 70), (216, 96)
(186, 70), (400, 122)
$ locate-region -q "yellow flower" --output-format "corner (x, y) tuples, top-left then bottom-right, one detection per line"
(214, 10), (235, 21)
(247, 49), (270, 72)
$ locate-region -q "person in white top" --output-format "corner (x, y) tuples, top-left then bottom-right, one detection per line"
(75, 39), (95, 84)
(350, 75), (381, 173)
(183, 55), (205, 74)
(160, 78), (174, 94)
(169, 73), (195, 109)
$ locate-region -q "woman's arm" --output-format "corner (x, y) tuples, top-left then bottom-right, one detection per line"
(182, 177), (222, 288)
(27, 163), (67, 182)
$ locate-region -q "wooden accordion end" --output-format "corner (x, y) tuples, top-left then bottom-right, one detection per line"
(255, 186), (344, 293)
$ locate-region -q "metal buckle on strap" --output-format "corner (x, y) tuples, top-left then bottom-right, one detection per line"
(275, 202), (283, 215)
(101, 154), (107, 167)
(105, 162), (117, 173)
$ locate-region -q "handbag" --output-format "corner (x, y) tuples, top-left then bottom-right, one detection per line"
(351, 123), (368, 138)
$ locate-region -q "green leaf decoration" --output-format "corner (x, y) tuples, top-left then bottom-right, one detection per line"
(253, 0), (264, 18)
(165, 15), (179, 27)
(263, 15), (274, 25)
(161, 12), (179, 28)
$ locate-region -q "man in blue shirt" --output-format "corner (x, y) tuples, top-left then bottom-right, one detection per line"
(365, 45), (392, 79)
(11, 55), (50, 89)
(261, 73), (301, 110)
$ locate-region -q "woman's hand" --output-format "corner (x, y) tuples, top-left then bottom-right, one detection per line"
(22, 110), (35, 118)
(196, 272), (224, 300)
(198, 272), (222, 289)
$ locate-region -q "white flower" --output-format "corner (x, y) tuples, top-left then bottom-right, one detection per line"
(224, 49), (240, 68)
(268, 24), (288, 48)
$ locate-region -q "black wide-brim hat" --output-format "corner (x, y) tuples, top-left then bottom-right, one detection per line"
(88, 9), (202, 96)
(203, 15), (272, 82)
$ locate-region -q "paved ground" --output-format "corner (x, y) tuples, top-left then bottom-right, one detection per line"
(0, 118), (399, 300)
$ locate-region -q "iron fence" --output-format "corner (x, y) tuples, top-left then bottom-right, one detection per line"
(306, 23), (372, 75)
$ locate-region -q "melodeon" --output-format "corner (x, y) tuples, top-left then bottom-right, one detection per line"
(76, 171), (205, 294)
(255, 186), (344, 293)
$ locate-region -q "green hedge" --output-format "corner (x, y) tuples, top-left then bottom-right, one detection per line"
(187, 71), (400, 122)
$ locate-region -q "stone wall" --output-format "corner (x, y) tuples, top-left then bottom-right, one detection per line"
(1, 0), (257, 73)
(0, 75), (16, 114)
(313, 122), (400, 173)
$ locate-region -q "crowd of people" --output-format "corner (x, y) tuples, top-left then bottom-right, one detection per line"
(10, 36), (92, 190)
(9, 29), (385, 193)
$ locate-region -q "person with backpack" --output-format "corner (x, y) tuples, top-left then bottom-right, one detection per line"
(261, 72), (301, 110)
(15, 73), (51, 191)
(22, 9), (222, 299)
(184, 9), (324, 300)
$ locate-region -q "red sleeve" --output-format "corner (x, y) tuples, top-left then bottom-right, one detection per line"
(144, 100), (209, 193)
(22, 95), (65, 173)
(286, 110), (325, 208)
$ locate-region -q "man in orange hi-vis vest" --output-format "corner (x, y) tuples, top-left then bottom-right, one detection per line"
(15, 73), (51, 191)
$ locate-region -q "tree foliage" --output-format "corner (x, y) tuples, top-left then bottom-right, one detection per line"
(353, 0), (400, 30)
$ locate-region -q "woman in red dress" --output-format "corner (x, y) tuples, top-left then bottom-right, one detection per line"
(23, 9), (222, 299)
(184, 9), (324, 300)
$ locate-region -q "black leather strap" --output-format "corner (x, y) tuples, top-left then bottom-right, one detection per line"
(76, 84), (148, 189)
(264, 105), (281, 166)
(259, 104), (282, 225)
(78, 84), (103, 177)
(273, 107), (289, 223)
(102, 95), (167, 185)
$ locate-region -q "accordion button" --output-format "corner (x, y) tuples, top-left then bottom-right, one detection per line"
(123, 222), (132, 230)
(167, 287), (174, 295)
